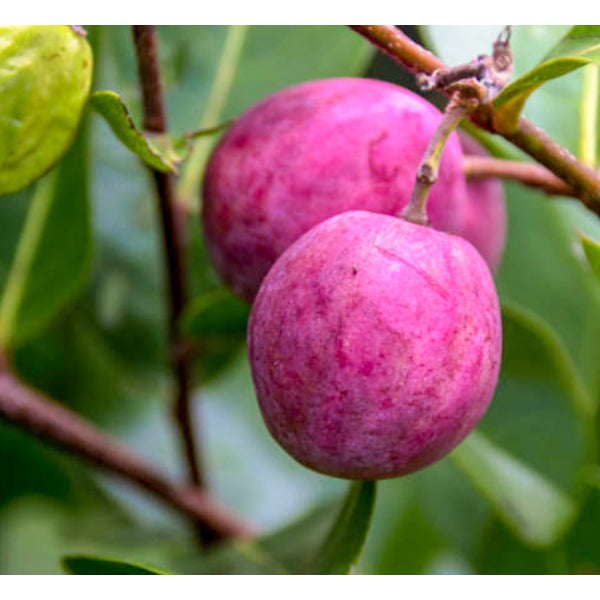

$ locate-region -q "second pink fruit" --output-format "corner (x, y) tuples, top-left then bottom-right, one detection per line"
(203, 77), (468, 301)
(460, 134), (507, 273)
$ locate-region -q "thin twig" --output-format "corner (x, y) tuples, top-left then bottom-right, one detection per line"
(464, 155), (576, 197)
(0, 366), (254, 541)
(131, 26), (204, 494)
(349, 25), (600, 215)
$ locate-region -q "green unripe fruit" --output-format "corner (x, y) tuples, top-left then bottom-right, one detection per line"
(0, 26), (93, 196)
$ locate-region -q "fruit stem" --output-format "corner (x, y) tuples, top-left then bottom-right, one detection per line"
(402, 94), (469, 225)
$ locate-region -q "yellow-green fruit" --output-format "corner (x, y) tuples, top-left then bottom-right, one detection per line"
(0, 26), (93, 196)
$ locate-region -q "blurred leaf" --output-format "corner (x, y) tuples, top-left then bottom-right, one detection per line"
(309, 481), (376, 574)
(416, 457), (491, 561)
(182, 288), (249, 339)
(356, 476), (450, 574)
(579, 232), (600, 282)
(0, 499), (186, 575)
(475, 517), (559, 575)
(88, 91), (177, 173)
(181, 287), (250, 383)
(564, 485), (600, 573)
(0, 126), (92, 349)
(220, 26), (375, 120)
(451, 432), (576, 548)
(499, 301), (594, 417)
(62, 555), (170, 575)
(477, 301), (591, 495)
(178, 484), (374, 575)
(0, 422), (79, 509)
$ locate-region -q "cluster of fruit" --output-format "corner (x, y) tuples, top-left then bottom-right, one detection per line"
(202, 78), (504, 479)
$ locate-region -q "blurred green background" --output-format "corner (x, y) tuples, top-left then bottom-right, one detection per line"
(1, 25), (600, 575)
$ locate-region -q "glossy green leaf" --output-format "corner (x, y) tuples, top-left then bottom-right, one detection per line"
(543, 26), (600, 63)
(0, 127), (92, 348)
(493, 61), (587, 127)
(494, 26), (600, 128)
(579, 232), (600, 282)
(309, 481), (376, 574)
(62, 555), (170, 575)
(451, 431), (576, 548)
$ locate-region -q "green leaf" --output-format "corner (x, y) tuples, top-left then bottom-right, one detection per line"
(359, 479), (448, 574)
(499, 301), (594, 418)
(62, 555), (170, 575)
(494, 26), (600, 128)
(543, 26), (600, 63)
(564, 486), (600, 573)
(451, 431), (576, 548)
(89, 90), (225, 175)
(309, 481), (377, 574)
(177, 483), (375, 575)
(181, 287), (249, 339)
(475, 517), (557, 574)
(579, 232), (600, 282)
(88, 91), (177, 173)
(180, 287), (250, 383)
(476, 302), (591, 497)
(0, 127), (92, 348)
(493, 179), (600, 414)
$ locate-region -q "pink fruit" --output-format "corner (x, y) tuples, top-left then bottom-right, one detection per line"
(248, 211), (502, 479)
(460, 134), (507, 272)
(203, 77), (468, 302)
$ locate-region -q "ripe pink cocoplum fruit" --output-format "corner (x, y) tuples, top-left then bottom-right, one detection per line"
(460, 134), (507, 272)
(248, 211), (502, 480)
(203, 77), (468, 302)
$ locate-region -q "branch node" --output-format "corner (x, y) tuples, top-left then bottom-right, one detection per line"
(416, 25), (513, 101)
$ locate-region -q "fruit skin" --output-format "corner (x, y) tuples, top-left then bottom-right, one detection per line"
(203, 77), (468, 302)
(248, 211), (502, 480)
(0, 26), (93, 196)
(460, 134), (507, 272)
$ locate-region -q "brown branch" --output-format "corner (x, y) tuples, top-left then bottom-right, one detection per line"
(131, 26), (204, 496)
(0, 367), (254, 541)
(349, 25), (444, 74)
(464, 155), (576, 197)
(350, 25), (600, 216)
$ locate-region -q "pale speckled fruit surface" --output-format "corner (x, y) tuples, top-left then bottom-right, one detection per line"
(460, 134), (507, 272)
(203, 77), (468, 302)
(0, 26), (93, 196)
(248, 211), (502, 480)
